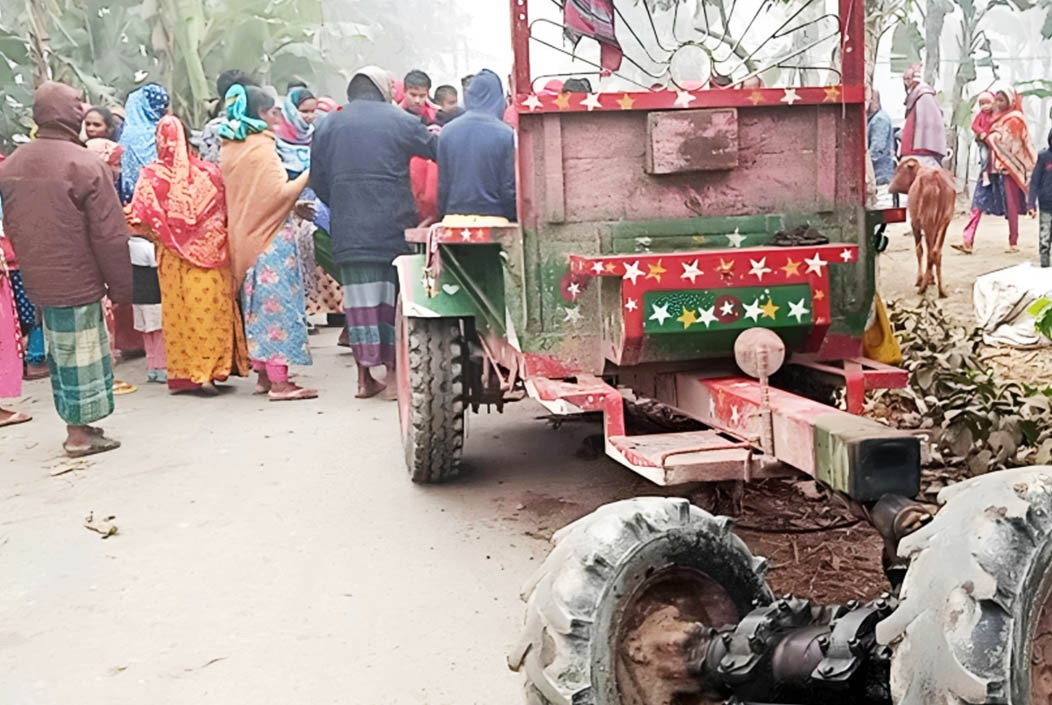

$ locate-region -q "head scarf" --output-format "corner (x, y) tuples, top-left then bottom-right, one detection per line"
(903, 63), (922, 87)
(348, 66), (394, 104)
(990, 81), (1022, 113)
(273, 87), (314, 176)
(218, 84), (268, 142)
(316, 96), (338, 115)
(130, 115), (228, 269)
(118, 83), (170, 203)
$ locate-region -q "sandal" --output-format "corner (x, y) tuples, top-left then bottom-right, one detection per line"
(950, 244), (973, 254)
(64, 436), (121, 458)
(268, 387), (319, 402)
(1006, 246), (1021, 253)
(0, 412), (32, 428)
(112, 380), (138, 396)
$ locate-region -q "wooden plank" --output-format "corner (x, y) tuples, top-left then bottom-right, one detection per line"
(816, 107), (837, 207)
(646, 108), (739, 174)
(541, 114), (565, 223)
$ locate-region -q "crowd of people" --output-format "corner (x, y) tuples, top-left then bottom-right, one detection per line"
(867, 62), (1052, 266)
(0, 65), (517, 457)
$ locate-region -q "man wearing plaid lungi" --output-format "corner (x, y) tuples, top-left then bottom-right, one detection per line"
(0, 82), (132, 457)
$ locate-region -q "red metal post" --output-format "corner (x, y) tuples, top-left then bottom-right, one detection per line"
(510, 0), (531, 97)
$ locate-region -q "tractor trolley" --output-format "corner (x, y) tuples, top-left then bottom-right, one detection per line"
(393, 1), (1052, 703)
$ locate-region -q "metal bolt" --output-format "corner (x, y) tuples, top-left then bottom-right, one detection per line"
(880, 592), (891, 600)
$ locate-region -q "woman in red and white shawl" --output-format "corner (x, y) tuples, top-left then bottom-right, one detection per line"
(129, 115), (249, 394)
(963, 83), (1043, 254)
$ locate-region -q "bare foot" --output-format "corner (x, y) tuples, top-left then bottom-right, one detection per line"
(254, 371), (272, 395)
(381, 384), (398, 401)
(356, 373), (386, 399)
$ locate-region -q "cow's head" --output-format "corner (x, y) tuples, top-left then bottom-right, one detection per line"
(888, 158), (920, 195)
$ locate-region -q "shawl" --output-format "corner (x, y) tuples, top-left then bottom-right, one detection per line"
(220, 132), (310, 283)
(902, 83), (946, 157)
(988, 85), (1037, 191)
(218, 85), (268, 142)
(352, 66), (395, 103)
(129, 115), (229, 270)
(274, 88), (314, 176)
(118, 83), (170, 204)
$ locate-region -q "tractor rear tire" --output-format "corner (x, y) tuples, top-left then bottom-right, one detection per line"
(508, 497), (773, 705)
(396, 307), (465, 484)
(877, 466), (1052, 704)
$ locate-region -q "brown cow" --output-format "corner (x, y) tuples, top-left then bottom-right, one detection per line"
(889, 157), (956, 298)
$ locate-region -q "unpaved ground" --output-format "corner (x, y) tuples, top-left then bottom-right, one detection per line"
(879, 212), (1052, 384)
(1, 214), (1047, 704)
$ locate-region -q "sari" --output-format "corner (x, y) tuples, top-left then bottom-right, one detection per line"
(988, 85), (1037, 193)
(0, 237), (23, 399)
(220, 94), (311, 375)
(130, 115), (249, 389)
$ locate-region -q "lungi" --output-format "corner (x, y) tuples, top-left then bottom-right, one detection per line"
(42, 302), (115, 425)
(339, 263), (398, 368)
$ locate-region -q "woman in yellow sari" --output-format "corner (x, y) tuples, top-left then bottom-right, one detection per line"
(129, 115), (249, 393)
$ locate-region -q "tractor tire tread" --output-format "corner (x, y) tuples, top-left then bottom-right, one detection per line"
(404, 317), (464, 483)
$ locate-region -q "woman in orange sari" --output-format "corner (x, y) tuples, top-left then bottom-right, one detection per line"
(130, 115), (249, 393)
(986, 84), (1037, 253)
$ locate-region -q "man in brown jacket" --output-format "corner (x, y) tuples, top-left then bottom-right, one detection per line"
(0, 81), (132, 457)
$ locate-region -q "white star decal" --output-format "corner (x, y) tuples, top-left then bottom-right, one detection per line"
(805, 252), (828, 274)
(591, 261), (605, 275)
(649, 303), (672, 326)
(743, 298), (763, 322)
(680, 259), (703, 284)
(522, 94), (543, 111)
(788, 298), (811, 323)
(781, 88), (801, 106)
(622, 261), (644, 285)
(567, 282), (581, 300)
(459, 228), (473, 241)
(720, 299), (736, 317)
(748, 257), (772, 281)
(697, 306), (718, 328)
(726, 229), (747, 248)
(840, 248), (854, 262)
(581, 93), (602, 111)
(562, 307), (582, 324)
(730, 405), (742, 424)
(674, 89), (697, 108)
(625, 298), (638, 312)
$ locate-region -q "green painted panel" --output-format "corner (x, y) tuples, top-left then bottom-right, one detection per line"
(642, 285), (814, 334)
(610, 214), (782, 239)
(400, 253), (480, 318)
(398, 247), (507, 337)
(613, 232), (774, 254)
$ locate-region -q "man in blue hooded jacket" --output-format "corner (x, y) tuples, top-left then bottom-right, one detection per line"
(437, 69), (517, 222)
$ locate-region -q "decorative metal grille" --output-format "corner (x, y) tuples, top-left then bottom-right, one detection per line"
(527, 0), (844, 92)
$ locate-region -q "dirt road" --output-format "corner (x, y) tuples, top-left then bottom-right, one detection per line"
(1, 342), (651, 704)
(1, 213), (1045, 705)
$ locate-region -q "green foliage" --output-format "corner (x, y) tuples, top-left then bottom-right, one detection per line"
(0, 0), (343, 151)
(889, 21), (923, 73)
(1029, 296), (1052, 340)
(872, 299), (1052, 473)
